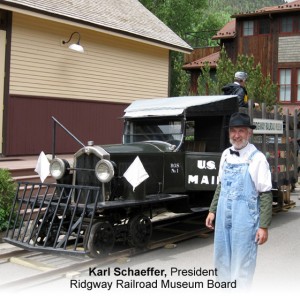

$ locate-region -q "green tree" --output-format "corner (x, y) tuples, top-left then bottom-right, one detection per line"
(0, 169), (16, 231)
(197, 62), (219, 95)
(173, 53), (190, 96)
(207, 0), (286, 14)
(235, 54), (278, 108)
(139, 0), (208, 96)
(139, 0), (286, 96)
(139, 0), (207, 37)
(213, 49), (235, 93)
(197, 48), (278, 109)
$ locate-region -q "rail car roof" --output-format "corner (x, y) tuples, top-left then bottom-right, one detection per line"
(124, 95), (238, 118)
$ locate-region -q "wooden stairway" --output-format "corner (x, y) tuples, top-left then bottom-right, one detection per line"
(11, 167), (55, 185)
(0, 155), (72, 194)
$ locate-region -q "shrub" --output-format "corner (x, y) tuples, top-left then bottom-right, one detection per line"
(197, 47), (278, 109)
(0, 169), (16, 232)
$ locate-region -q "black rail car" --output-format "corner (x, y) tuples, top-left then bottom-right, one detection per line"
(4, 96), (298, 257)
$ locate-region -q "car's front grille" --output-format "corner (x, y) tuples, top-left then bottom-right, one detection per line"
(75, 153), (101, 203)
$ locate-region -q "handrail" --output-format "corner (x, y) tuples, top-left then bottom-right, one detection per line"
(52, 116), (85, 159)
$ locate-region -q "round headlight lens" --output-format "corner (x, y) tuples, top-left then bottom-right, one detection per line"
(95, 159), (114, 183)
(50, 158), (66, 179)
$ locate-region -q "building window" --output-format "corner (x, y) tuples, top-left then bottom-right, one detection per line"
(281, 17), (293, 33)
(243, 21), (254, 36)
(259, 19), (270, 34)
(279, 69), (291, 102)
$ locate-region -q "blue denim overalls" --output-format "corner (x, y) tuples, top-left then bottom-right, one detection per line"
(214, 150), (259, 288)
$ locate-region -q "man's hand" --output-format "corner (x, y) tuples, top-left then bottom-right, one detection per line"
(205, 212), (215, 229)
(255, 227), (268, 245)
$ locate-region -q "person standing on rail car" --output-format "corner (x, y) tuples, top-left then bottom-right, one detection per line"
(222, 71), (259, 108)
(205, 112), (273, 288)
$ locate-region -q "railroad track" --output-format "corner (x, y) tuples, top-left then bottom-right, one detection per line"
(1, 201), (297, 292)
(0, 211), (212, 291)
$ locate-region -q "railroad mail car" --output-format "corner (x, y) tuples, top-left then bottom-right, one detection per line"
(4, 95), (298, 257)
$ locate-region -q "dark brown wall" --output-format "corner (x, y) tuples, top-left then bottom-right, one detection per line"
(184, 46), (220, 64)
(5, 95), (128, 156)
(222, 39), (238, 63)
(235, 18), (275, 78)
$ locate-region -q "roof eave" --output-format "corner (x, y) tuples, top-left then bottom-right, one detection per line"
(212, 35), (236, 40)
(232, 8), (300, 18)
(183, 64), (217, 70)
(0, 2), (193, 54)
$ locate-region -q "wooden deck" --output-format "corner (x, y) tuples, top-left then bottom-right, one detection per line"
(0, 154), (72, 182)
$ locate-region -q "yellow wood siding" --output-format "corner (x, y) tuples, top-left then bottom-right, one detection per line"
(9, 13), (170, 103)
(0, 30), (6, 154)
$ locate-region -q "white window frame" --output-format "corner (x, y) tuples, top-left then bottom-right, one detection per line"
(297, 69), (300, 101)
(279, 69), (291, 102)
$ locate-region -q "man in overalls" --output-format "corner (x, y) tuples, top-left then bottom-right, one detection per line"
(205, 112), (273, 288)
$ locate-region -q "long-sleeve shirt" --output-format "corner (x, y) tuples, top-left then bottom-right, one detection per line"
(209, 143), (273, 228)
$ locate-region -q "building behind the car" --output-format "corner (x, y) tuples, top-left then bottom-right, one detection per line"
(0, 0), (192, 156)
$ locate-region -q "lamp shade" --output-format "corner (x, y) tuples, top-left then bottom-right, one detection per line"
(69, 43), (84, 53)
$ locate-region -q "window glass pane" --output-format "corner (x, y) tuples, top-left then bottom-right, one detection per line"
(280, 69), (291, 84)
(243, 21), (254, 36)
(279, 86), (291, 101)
(123, 119), (183, 144)
(285, 87), (291, 101)
(279, 69), (291, 102)
(281, 17), (293, 32)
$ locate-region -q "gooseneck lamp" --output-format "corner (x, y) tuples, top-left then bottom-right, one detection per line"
(62, 32), (84, 53)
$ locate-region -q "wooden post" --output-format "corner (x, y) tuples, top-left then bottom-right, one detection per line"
(293, 109), (298, 183)
(274, 105), (279, 185)
(261, 103), (266, 155)
(285, 109), (290, 185)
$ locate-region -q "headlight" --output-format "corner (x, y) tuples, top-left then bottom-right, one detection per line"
(95, 159), (114, 183)
(50, 158), (67, 179)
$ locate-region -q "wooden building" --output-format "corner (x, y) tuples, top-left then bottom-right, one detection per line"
(184, 0), (300, 113)
(0, 0), (192, 156)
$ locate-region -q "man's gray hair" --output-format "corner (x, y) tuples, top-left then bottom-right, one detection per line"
(234, 71), (248, 81)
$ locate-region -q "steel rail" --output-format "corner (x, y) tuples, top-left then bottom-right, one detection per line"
(0, 214), (211, 291)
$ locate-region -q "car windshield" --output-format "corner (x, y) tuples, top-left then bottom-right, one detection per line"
(123, 119), (183, 146)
